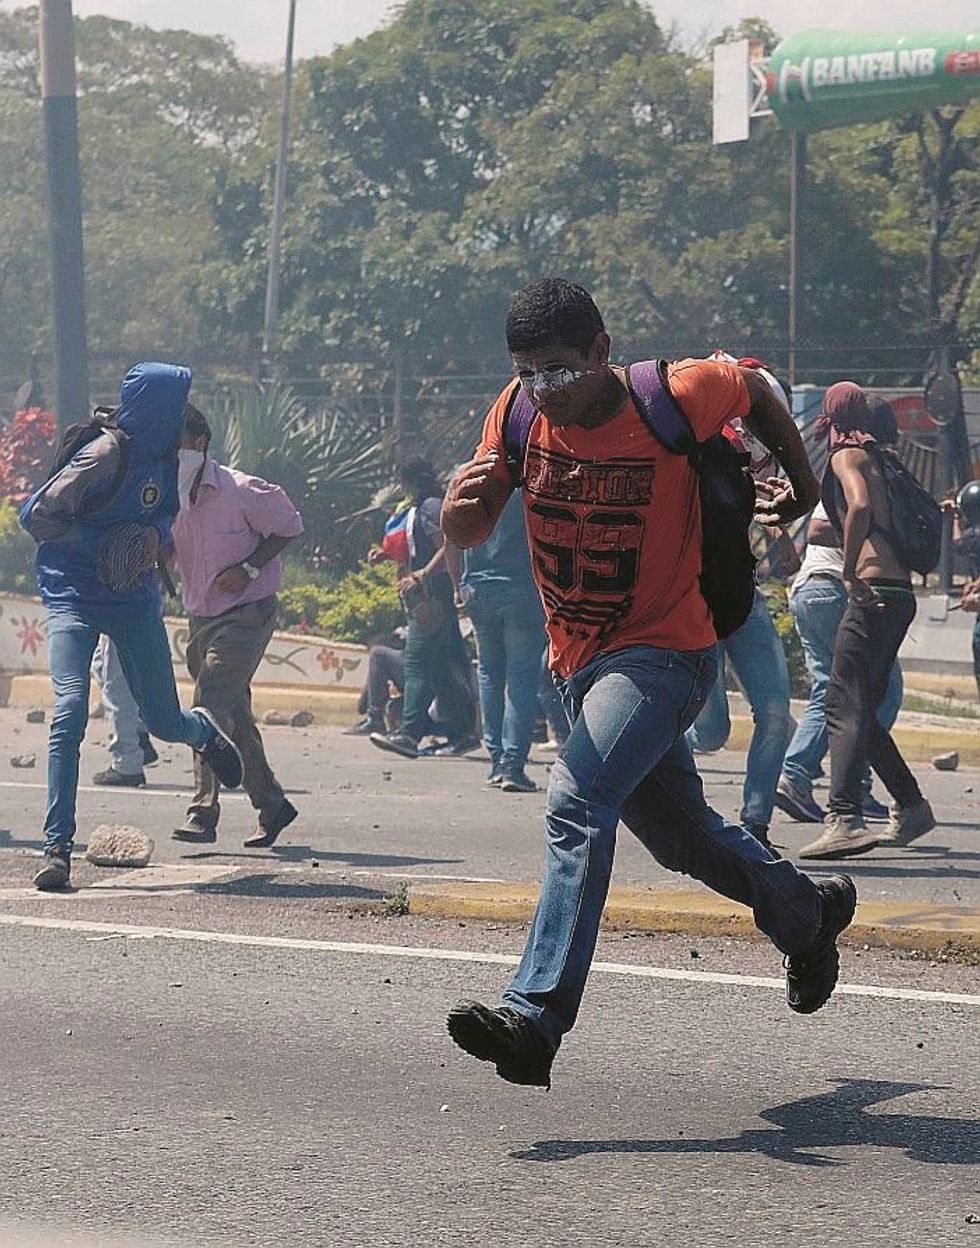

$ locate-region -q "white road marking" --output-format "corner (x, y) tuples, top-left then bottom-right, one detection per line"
(0, 780), (249, 801)
(0, 913), (977, 1007)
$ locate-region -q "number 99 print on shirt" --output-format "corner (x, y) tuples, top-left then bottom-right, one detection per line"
(478, 359), (751, 678)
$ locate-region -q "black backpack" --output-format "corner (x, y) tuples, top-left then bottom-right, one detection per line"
(823, 443), (943, 576)
(502, 360), (757, 639)
(46, 406), (130, 517)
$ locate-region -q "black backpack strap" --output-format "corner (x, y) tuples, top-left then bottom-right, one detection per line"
(501, 381), (537, 485)
(625, 360), (698, 457)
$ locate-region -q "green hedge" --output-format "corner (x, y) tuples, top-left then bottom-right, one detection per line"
(279, 561), (402, 644)
(0, 500), (37, 594)
(760, 582), (809, 700)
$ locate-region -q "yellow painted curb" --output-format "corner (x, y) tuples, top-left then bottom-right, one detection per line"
(409, 882), (980, 956)
(0, 673), (360, 727)
(724, 716), (980, 765)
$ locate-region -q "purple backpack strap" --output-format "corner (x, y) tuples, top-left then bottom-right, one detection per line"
(501, 382), (537, 484)
(625, 360), (697, 456)
(501, 362), (695, 482)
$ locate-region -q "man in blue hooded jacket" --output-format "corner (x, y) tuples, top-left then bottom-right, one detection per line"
(20, 362), (243, 890)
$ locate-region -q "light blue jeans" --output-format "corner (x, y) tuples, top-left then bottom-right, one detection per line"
(467, 584), (546, 776)
(783, 576), (903, 799)
(685, 589), (792, 834)
(502, 644), (824, 1048)
(91, 636), (147, 775)
(44, 602), (212, 855)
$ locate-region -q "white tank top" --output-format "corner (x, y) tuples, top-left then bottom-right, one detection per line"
(790, 502), (844, 597)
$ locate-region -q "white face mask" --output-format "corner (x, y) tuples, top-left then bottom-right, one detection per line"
(178, 449), (205, 508)
(519, 366), (593, 407)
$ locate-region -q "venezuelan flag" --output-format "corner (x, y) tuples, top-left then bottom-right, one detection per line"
(381, 506), (414, 565)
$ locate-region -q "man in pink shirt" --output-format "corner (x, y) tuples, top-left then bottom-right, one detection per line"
(171, 405), (304, 847)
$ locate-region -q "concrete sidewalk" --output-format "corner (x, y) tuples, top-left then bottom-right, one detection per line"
(408, 880), (980, 957)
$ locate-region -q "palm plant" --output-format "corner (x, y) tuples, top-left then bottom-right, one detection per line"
(210, 382), (386, 570)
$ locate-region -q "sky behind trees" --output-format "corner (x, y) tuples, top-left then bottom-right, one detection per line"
(56, 1), (980, 65)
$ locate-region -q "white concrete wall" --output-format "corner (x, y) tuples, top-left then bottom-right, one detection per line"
(0, 593), (368, 690)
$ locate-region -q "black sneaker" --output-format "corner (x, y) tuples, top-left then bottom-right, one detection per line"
(784, 874), (857, 1015)
(773, 777), (824, 824)
(139, 732), (159, 767)
(172, 815), (217, 844)
(369, 731), (419, 760)
(33, 850), (71, 891)
(92, 767), (146, 788)
(243, 798), (298, 849)
(342, 716), (384, 737)
(431, 733), (481, 757)
(447, 1000), (557, 1089)
(501, 770), (538, 793)
(193, 708), (243, 789)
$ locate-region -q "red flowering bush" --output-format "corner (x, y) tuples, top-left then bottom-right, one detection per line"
(0, 408), (57, 504)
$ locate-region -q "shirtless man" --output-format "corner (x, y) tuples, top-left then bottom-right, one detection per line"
(797, 382), (934, 860)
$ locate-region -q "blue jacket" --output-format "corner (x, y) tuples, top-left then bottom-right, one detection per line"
(20, 362), (191, 614)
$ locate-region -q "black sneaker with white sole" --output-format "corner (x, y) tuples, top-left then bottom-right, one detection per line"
(447, 1000), (557, 1089)
(784, 874), (857, 1015)
(500, 770), (538, 793)
(193, 708), (243, 789)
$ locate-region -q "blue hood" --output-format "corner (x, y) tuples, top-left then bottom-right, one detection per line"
(115, 362), (192, 461)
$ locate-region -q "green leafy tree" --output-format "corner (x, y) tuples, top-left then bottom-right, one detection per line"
(0, 7), (273, 376)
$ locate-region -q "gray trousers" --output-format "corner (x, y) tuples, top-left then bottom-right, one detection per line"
(91, 635), (146, 775)
(184, 595), (285, 828)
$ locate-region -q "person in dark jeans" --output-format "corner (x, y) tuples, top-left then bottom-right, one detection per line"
(951, 480), (980, 703)
(800, 382), (934, 860)
(370, 457), (477, 760)
(453, 490), (547, 792)
(343, 644), (405, 736)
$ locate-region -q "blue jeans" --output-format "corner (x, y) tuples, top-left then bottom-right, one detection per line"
(502, 644), (823, 1048)
(91, 636), (147, 775)
(538, 650), (570, 745)
(467, 585), (546, 775)
(44, 602), (212, 855)
(783, 576), (903, 799)
(685, 589), (791, 833)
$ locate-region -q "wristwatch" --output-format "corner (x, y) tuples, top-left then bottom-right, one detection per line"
(240, 560), (261, 581)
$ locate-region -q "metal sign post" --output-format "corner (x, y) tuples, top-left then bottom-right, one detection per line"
(262, 0), (298, 363)
(39, 0), (89, 430)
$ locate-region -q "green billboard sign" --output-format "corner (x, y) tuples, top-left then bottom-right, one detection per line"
(768, 29), (980, 131)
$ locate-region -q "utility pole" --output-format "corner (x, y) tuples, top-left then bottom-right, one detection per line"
(262, 0), (298, 364)
(787, 130), (806, 388)
(39, 0), (89, 430)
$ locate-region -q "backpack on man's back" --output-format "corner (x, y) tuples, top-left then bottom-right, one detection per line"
(823, 442), (943, 576)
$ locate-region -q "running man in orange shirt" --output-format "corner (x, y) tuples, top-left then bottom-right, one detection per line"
(443, 279), (857, 1089)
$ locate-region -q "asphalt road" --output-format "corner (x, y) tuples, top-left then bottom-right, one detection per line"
(0, 709), (976, 907)
(1, 708), (978, 1246)
(0, 912), (978, 1248)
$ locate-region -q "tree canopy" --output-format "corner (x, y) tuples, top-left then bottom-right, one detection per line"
(0, 0), (976, 401)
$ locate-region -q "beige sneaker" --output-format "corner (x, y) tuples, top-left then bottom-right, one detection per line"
(799, 814), (880, 860)
(877, 798), (936, 848)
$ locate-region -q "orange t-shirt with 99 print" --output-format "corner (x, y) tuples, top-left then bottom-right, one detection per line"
(477, 358), (751, 678)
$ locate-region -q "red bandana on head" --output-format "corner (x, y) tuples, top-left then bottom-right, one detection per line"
(819, 381), (877, 450)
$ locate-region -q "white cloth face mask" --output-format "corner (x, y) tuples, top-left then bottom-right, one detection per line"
(178, 449), (205, 508)
(520, 367), (593, 405)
